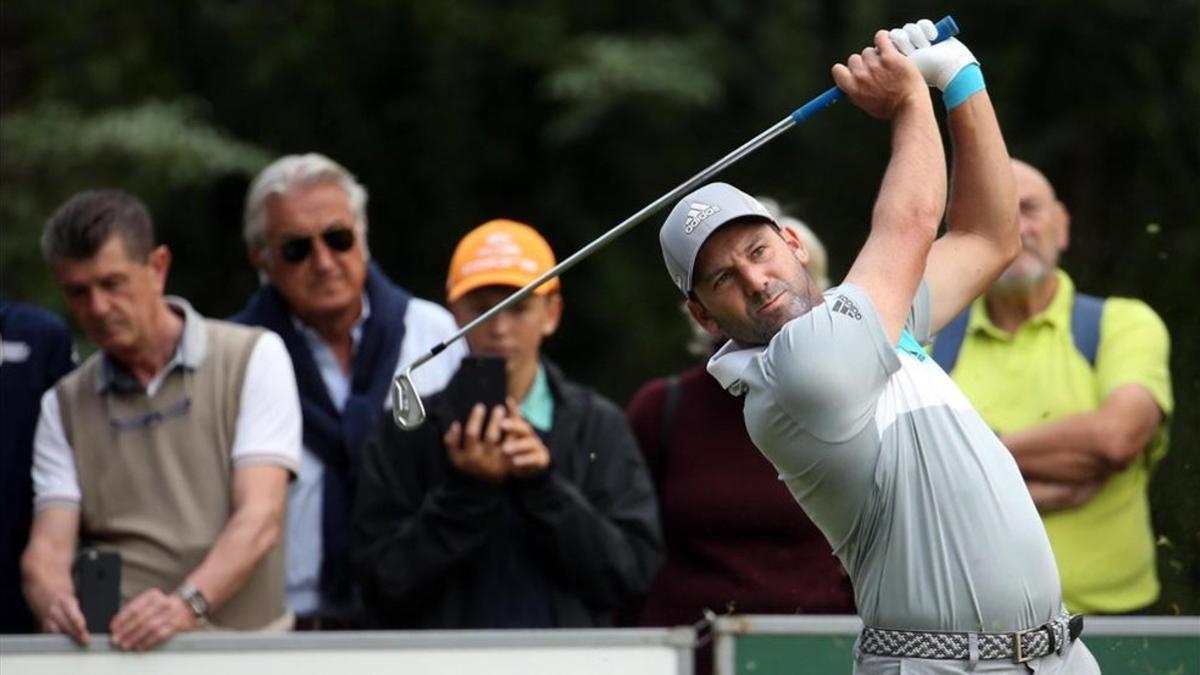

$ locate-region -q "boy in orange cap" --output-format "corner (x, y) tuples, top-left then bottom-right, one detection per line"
(352, 219), (662, 629)
(444, 219), (563, 446)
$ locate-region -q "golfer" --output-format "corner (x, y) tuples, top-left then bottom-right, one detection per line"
(658, 22), (1099, 674)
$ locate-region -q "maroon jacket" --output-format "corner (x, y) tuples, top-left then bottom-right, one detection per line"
(623, 363), (856, 631)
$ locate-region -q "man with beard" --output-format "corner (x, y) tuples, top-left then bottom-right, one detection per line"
(656, 21), (1098, 673)
(931, 159), (1172, 615)
(622, 202), (853, 675)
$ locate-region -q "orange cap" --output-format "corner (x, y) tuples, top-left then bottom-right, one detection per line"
(446, 219), (560, 303)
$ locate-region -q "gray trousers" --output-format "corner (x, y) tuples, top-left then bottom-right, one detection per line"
(853, 637), (1100, 674)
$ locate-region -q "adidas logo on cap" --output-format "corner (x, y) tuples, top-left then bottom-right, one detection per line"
(684, 202), (720, 234)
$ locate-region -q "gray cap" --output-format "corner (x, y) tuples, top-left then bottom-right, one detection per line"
(659, 182), (776, 294)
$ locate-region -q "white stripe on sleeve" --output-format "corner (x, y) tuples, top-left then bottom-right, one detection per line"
(32, 389), (82, 510)
(230, 332), (303, 473)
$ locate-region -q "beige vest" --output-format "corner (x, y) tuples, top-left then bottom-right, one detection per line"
(56, 319), (286, 630)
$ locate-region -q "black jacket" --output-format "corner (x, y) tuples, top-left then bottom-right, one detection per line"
(351, 360), (663, 628)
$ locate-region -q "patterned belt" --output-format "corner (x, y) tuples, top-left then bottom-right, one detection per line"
(859, 613), (1084, 664)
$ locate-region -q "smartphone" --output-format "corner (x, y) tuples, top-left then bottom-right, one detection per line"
(448, 354), (507, 425)
(73, 548), (120, 633)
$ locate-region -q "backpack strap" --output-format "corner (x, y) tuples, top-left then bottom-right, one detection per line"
(934, 292), (1105, 373)
(658, 375), (681, 459)
(1070, 293), (1105, 366)
(931, 308), (972, 372)
(648, 374), (682, 490)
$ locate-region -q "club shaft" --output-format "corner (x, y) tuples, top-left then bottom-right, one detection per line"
(424, 115), (796, 360)
(408, 14), (961, 375)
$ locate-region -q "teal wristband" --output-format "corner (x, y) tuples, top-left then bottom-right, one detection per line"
(943, 63), (985, 110)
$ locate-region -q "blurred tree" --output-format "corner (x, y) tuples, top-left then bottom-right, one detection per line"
(0, 100), (269, 320)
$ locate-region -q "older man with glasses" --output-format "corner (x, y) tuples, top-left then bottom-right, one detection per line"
(231, 153), (464, 630)
(23, 190), (302, 650)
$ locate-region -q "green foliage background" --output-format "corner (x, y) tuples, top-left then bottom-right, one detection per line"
(2, 1), (1196, 614)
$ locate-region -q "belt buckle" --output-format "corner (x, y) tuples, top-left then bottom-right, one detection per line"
(1012, 628), (1034, 664)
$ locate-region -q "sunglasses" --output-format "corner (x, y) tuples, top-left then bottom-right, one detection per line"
(107, 370), (193, 430)
(279, 226), (356, 264)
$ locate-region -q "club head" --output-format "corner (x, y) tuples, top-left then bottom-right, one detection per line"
(391, 371), (427, 430)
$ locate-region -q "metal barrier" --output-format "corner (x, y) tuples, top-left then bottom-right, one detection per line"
(0, 627), (696, 675)
(712, 615), (1200, 674)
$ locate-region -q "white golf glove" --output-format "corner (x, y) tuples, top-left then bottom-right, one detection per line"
(889, 19), (980, 93)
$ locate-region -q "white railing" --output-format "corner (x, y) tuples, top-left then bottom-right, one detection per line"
(0, 627), (696, 675)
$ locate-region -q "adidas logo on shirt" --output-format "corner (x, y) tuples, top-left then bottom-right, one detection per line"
(832, 295), (862, 320)
(684, 202), (720, 233)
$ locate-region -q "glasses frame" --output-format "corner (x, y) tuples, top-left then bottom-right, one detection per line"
(278, 225), (357, 264)
(106, 368), (193, 431)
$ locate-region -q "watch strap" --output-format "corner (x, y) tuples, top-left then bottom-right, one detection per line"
(175, 583), (209, 620)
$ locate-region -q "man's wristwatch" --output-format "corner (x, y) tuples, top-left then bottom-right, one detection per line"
(175, 584), (210, 622)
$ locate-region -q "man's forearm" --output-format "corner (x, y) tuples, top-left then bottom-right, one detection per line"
(184, 497), (282, 611)
(181, 464), (289, 612)
(1002, 385), (1161, 483)
(944, 91), (1018, 251)
(22, 540), (75, 621)
(873, 94), (947, 237)
(22, 508), (82, 623)
(1002, 411), (1123, 483)
(1027, 478), (1105, 514)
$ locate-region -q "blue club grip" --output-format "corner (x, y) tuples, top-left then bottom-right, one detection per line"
(790, 15), (959, 125)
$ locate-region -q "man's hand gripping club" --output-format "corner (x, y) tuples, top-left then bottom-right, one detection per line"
(831, 31), (933, 121)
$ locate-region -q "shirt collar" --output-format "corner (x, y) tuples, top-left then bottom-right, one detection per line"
(707, 338), (761, 397)
(519, 363), (554, 432)
(968, 269), (1075, 338)
(96, 296), (207, 393)
(290, 293), (371, 352)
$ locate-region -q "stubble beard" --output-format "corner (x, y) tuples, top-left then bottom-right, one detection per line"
(729, 272), (819, 346)
(992, 247), (1055, 296)
(751, 294), (812, 343)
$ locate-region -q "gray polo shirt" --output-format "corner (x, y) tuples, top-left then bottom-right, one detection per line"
(708, 282), (1062, 632)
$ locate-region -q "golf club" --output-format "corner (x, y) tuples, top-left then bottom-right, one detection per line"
(392, 15), (960, 430)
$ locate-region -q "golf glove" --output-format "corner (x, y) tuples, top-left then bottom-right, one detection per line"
(889, 19), (983, 109)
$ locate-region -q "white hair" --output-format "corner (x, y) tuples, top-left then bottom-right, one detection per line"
(243, 153), (369, 253)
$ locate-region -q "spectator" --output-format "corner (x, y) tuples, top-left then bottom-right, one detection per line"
(933, 158), (1173, 614)
(623, 201), (852, 675)
(23, 190), (301, 650)
(231, 153), (464, 629)
(352, 219), (663, 628)
(1, 299), (76, 633)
